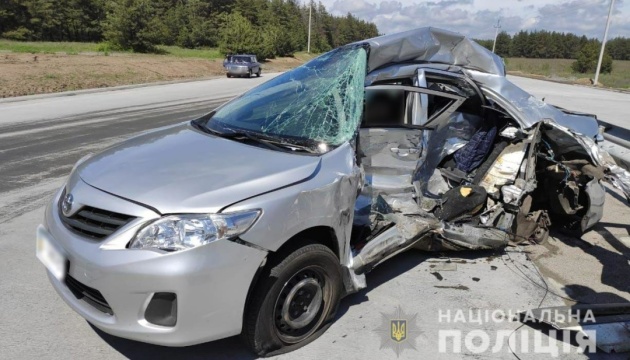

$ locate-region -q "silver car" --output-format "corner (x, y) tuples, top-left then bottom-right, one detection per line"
(37, 27), (630, 356)
(224, 54), (261, 78)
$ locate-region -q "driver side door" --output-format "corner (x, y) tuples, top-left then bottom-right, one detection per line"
(359, 71), (465, 195)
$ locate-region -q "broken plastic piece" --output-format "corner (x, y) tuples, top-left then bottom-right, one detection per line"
(479, 142), (527, 196)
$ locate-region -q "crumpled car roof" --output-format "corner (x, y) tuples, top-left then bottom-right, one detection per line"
(355, 27), (505, 76)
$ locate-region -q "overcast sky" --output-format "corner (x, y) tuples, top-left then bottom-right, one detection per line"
(320, 0), (629, 39)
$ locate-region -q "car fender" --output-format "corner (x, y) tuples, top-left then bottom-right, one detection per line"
(221, 143), (364, 291)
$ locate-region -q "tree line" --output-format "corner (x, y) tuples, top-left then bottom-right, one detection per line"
(0, 0), (379, 59)
(475, 30), (630, 61)
(475, 30), (630, 74)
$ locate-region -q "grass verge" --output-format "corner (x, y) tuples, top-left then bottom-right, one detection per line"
(505, 57), (630, 89)
(0, 40), (315, 97)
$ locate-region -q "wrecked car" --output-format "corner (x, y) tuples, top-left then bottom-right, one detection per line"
(36, 27), (630, 356)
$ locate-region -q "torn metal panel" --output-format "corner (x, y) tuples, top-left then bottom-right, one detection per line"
(607, 165), (630, 202)
(469, 70), (600, 139)
(355, 27), (505, 75)
(544, 120), (630, 202)
(352, 216), (436, 274)
(438, 223), (509, 250)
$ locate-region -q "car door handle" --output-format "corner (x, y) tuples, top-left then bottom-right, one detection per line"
(390, 147), (420, 156)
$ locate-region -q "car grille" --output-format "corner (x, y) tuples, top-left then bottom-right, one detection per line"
(60, 205), (136, 240)
(65, 274), (113, 315)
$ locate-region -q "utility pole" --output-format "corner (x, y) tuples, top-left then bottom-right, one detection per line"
(492, 18), (501, 53)
(594, 0), (615, 86)
(307, 1), (312, 53)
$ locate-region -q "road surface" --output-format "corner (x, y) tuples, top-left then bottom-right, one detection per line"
(1, 74), (629, 359)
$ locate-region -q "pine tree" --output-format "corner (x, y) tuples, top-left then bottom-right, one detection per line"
(572, 42), (613, 74)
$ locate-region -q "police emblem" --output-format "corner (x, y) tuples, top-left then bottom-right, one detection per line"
(391, 319), (407, 342)
(374, 305), (421, 357)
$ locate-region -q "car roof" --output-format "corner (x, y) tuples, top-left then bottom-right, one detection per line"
(354, 27), (504, 76)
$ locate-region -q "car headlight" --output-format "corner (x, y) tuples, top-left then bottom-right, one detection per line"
(129, 210), (261, 252)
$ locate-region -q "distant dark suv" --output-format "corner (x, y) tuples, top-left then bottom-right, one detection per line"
(223, 54), (261, 78)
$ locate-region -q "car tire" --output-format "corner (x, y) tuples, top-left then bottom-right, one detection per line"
(247, 70), (252, 78)
(226, 73), (231, 78)
(256, 69), (261, 77)
(242, 243), (343, 356)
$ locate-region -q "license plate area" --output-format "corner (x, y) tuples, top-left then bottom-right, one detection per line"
(36, 232), (67, 281)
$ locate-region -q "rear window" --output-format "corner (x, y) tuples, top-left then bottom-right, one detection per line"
(228, 56), (252, 63)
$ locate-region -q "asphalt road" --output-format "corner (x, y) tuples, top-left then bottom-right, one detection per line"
(507, 76), (629, 130)
(1, 74), (629, 360)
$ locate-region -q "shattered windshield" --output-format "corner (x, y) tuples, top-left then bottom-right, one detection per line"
(205, 46), (367, 151)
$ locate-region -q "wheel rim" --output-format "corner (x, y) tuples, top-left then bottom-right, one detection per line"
(273, 266), (329, 343)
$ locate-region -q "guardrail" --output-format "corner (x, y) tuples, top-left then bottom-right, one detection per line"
(599, 120), (630, 171)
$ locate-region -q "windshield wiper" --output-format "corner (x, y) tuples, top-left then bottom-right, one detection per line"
(193, 122), (318, 154)
(227, 131), (320, 154)
(223, 131), (286, 152)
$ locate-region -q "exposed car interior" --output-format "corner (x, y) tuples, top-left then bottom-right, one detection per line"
(350, 67), (604, 274)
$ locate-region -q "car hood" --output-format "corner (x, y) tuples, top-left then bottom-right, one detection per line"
(77, 123), (321, 214)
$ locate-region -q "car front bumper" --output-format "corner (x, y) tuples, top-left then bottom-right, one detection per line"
(39, 186), (267, 346)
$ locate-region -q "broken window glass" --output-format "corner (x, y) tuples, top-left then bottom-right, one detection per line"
(206, 46), (367, 151)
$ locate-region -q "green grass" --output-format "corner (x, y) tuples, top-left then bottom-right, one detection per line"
(0, 39), (224, 59)
(0, 39), (319, 62)
(0, 39), (105, 54)
(505, 57), (630, 89)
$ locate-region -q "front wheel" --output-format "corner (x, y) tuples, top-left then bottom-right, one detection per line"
(242, 244), (342, 356)
(256, 69), (261, 77)
(247, 69), (252, 78)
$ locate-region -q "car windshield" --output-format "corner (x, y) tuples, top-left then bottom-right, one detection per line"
(205, 46), (367, 151)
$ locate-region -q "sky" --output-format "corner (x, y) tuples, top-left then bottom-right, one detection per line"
(320, 0), (629, 39)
